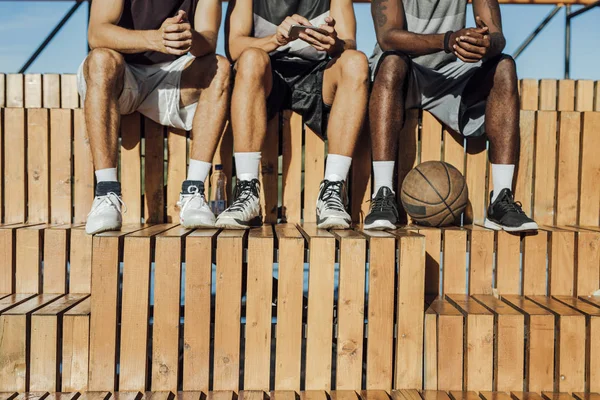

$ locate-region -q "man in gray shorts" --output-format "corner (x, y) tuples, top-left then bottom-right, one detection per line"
(364, 0), (538, 232)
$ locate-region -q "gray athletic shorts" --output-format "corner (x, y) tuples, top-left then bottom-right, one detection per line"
(370, 51), (485, 137)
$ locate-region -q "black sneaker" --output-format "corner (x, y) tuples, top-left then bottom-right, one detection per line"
(484, 188), (538, 232)
(364, 186), (400, 230)
(215, 179), (263, 229)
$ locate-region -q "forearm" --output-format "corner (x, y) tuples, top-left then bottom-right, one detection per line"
(89, 23), (160, 53)
(228, 35), (280, 61)
(379, 29), (445, 56)
(190, 30), (217, 57)
(487, 32), (506, 58)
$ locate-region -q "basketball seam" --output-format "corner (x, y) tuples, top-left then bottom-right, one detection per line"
(415, 166), (456, 222)
(401, 189), (447, 206)
(412, 200), (469, 220)
(446, 177), (468, 211)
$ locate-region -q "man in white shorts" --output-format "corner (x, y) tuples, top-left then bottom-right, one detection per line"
(78, 0), (230, 234)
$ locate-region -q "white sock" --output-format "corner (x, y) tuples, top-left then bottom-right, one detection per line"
(235, 152), (261, 182)
(95, 168), (118, 182)
(324, 154), (352, 182)
(373, 161), (395, 196)
(187, 159), (212, 182)
(491, 164), (515, 202)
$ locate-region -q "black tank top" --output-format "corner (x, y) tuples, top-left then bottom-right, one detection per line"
(118, 0), (197, 65)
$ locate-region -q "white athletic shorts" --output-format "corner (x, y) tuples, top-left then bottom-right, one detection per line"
(77, 54), (197, 131)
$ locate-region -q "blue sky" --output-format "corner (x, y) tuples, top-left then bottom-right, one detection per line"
(0, 1), (599, 79)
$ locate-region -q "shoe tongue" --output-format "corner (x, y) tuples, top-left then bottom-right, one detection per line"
(182, 180), (205, 194)
(497, 188), (514, 202)
(380, 186), (391, 196)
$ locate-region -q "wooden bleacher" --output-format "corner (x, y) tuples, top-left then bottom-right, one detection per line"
(0, 73), (599, 399)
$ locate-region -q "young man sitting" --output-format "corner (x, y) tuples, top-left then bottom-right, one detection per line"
(365, 0), (538, 232)
(216, 0), (370, 229)
(79, 0), (230, 234)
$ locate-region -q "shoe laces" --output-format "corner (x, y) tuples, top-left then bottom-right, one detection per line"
(369, 188), (396, 212)
(320, 180), (346, 213)
(229, 180), (259, 212)
(88, 192), (127, 216)
(497, 192), (525, 214)
(177, 185), (207, 214)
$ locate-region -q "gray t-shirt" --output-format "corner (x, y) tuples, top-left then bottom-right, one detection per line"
(371, 0), (467, 70)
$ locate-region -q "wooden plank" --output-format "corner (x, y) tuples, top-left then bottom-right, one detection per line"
(520, 79), (539, 110)
(501, 295), (554, 392)
(417, 227), (442, 297)
(539, 79), (557, 110)
(579, 112), (600, 225)
(464, 136), (488, 224)
(397, 109), (420, 221)
(596, 81), (600, 111)
(120, 113), (142, 224)
(0, 73), (4, 107)
(300, 223), (336, 390)
(541, 394), (577, 400)
(467, 226), (494, 295)
(474, 294), (525, 391)
(390, 390), (422, 400)
(511, 394), (544, 400)
(43, 226), (69, 293)
(281, 111), (303, 223)
(241, 392), (266, 400)
(359, 390), (389, 400)
(522, 230), (549, 296)
(73, 109), (94, 223)
(213, 229), (245, 391)
(496, 231), (522, 295)
(29, 294), (88, 391)
(0, 293), (37, 314)
(0, 226), (16, 293)
(16, 225), (45, 293)
(42, 74), (61, 108)
(421, 112), (443, 162)
(350, 125), (371, 223)
(10, 394), (51, 400)
(423, 307), (438, 390)
(4, 108), (26, 223)
(573, 394), (600, 400)
(394, 231), (426, 389)
(144, 118), (165, 223)
(166, 128), (187, 223)
(334, 229), (366, 390)
(50, 109), (73, 224)
(330, 391), (359, 400)
(244, 226), (274, 390)
(574, 229), (600, 296)
(182, 229), (218, 391)
(152, 227), (189, 391)
(304, 126), (325, 223)
(557, 79), (575, 111)
(514, 111), (536, 216)
(576, 80), (595, 111)
(0, 112), (3, 224)
(479, 394), (512, 400)
(28, 108), (50, 222)
(443, 228), (467, 295)
(60, 74), (79, 108)
(548, 228), (576, 296)
(422, 393), (451, 400)
(443, 129), (465, 173)
(556, 112), (581, 225)
(6, 74), (24, 108)
(446, 294), (494, 391)
(62, 297), (91, 391)
(260, 116), (279, 223)
(69, 226), (93, 293)
(534, 111), (558, 224)
(25, 74), (42, 108)
(274, 224), (305, 391)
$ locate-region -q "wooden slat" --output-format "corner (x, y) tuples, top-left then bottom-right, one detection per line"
(166, 128), (187, 223)
(260, 116), (279, 223)
(539, 79), (557, 110)
(0, 112), (3, 224)
(579, 112), (600, 225)
(4, 108), (26, 223)
(304, 126), (325, 223)
(28, 109), (50, 222)
(43, 226), (69, 293)
(596, 81), (600, 111)
(417, 227), (442, 297)
(422, 391), (452, 400)
(350, 126), (371, 223)
(556, 112), (581, 225)
(213, 229), (245, 391)
(0, 73), (5, 107)
(429, 298), (463, 391)
(397, 109), (420, 219)
(443, 129), (465, 173)
(274, 224), (304, 391)
(330, 391), (359, 400)
(50, 109), (73, 224)
(442, 228), (467, 295)
(42, 74), (61, 108)
(522, 230), (549, 296)
(73, 109), (94, 223)
(144, 118), (165, 223)
(423, 307), (438, 390)
(548, 228), (576, 296)
(557, 79), (575, 111)
(511, 393), (544, 400)
(16, 225), (45, 293)
(244, 226), (274, 390)
(62, 297), (91, 391)
(25, 74), (42, 108)
(360, 390), (389, 400)
(334, 230), (366, 390)
(0, 225), (16, 293)
(496, 231), (522, 295)
(576, 80), (594, 111)
(464, 136), (488, 224)
(467, 226), (494, 295)
(120, 113), (142, 224)
(281, 111), (303, 223)
(60, 74), (79, 108)
(69, 226), (93, 294)
(514, 111), (535, 216)
(394, 231), (426, 389)
(421, 112), (443, 162)
(183, 229), (218, 391)
(152, 227), (189, 391)
(574, 229), (600, 296)
(533, 111), (558, 225)
(391, 390), (422, 400)
(520, 79), (539, 110)
(301, 224), (336, 390)
(6, 74), (24, 108)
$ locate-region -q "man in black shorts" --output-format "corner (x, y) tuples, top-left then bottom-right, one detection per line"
(364, 0), (538, 232)
(216, 0), (370, 229)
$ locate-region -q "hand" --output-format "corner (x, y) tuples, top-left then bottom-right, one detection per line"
(158, 10), (194, 56)
(451, 21), (489, 63)
(298, 16), (342, 56)
(274, 14), (312, 46)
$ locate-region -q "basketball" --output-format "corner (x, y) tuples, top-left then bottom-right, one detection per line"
(400, 161), (469, 227)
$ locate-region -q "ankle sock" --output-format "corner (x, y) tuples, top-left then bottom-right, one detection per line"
(187, 159), (212, 182)
(95, 168), (118, 182)
(235, 152), (261, 182)
(324, 154), (352, 182)
(373, 161), (395, 196)
(491, 164), (515, 202)
(95, 181), (121, 197)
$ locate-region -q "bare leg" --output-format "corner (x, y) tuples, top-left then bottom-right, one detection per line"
(82, 48), (125, 170)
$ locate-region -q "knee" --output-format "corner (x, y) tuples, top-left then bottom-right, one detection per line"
(235, 48), (270, 82)
(374, 53), (410, 89)
(493, 54), (518, 92)
(84, 48), (125, 86)
(205, 54), (231, 91)
(338, 50), (369, 84)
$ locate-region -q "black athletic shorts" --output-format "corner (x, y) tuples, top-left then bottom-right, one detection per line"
(266, 57), (332, 138)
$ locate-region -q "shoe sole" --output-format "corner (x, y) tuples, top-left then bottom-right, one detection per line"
(317, 216), (351, 230)
(484, 219), (539, 232)
(364, 219), (396, 231)
(215, 216), (262, 230)
(86, 223), (122, 235)
(181, 221), (216, 229)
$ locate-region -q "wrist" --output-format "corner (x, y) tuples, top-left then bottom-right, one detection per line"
(443, 31), (454, 53)
(147, 30), (164, 53)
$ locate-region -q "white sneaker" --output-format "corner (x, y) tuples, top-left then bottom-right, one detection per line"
(178, 182), (215, 228)
(85, 192), (125, 235)
(316, 180), (351, 229)
(215, 179), (262, 229)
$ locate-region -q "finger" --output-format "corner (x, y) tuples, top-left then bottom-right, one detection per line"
(455, 40), (486, 55)
(163, 31), (192, 41)
(166, 47), (190, 56)
(454, 51), (479, 63)
(325, 16), (336, 27)
(453, 44), (482, 61)
(163, 39), (192, 49)
(318, 24), (335, 34)
(458, 35), (486, 47)
(476, 16), (488, 29)
(299, 32), (328, 51)
(164, 23), (191, 33)
(306, 28), (335, 45)
(291, 14), (311, 26)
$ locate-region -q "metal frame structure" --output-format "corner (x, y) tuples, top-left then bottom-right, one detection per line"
(1, 0), (599, 77)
